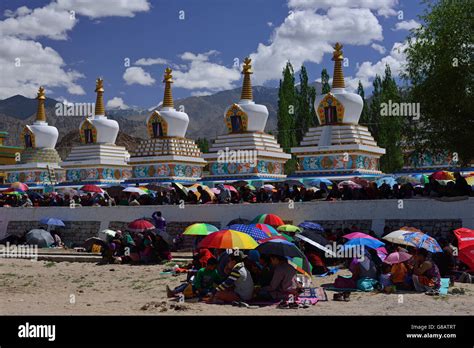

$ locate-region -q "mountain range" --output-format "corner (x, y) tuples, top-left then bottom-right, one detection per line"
(0, 83), (323, 156)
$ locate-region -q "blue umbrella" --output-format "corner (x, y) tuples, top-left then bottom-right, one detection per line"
(375, 176), (397, 188)
(40, 217), (65, 227)
(402, 232), (442, 253)
(344, 237), (385, 250)
(309, 178), (333, 187)
(227, 224), (269, 242)
(298, 221), (324, 233)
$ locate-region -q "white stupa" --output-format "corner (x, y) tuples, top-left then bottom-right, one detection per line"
(202, 58), (290, 180)
(2, 87), (65, 185)
(60, 78), (132, 184)
(291, 43), (385, 178)
(128, 68), (206, 182)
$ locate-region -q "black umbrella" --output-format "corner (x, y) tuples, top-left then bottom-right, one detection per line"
(299, 230), (329, 246)
(83, 237), (106, 252)
(256, 239), (311, 274)
(227, 218), (251, 226)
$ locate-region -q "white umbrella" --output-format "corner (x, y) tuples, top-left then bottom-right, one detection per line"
(123, 187), (147, 195)
(382, 229), (420, 246)
(263, 184), (275, 191)
(98, 229), (116, 241)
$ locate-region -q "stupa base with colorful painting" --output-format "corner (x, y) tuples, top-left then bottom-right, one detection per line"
(291, 43), (385, 180)
(127, 68), (206, 183)
(202, 57), (290, 181)
(58, 78), (132, 185)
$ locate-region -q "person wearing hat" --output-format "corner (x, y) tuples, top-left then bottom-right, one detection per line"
(210, 251), (254, 303)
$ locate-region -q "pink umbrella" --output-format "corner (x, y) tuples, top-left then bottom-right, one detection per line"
(344, 232), (378, 240)
(376, 247), (388, 261)
(383, 251), (412, 265)
(224, 185), (238, 193)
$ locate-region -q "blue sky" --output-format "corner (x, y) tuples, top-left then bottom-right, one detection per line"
(0, 0), (424, 109)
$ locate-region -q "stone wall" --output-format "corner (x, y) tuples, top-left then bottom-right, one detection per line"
(308, 220), (373, 233)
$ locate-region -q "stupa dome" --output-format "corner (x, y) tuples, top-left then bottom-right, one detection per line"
(78, 78), (119, 144)
(22, 87), (59, 149)
(223, 58), (268, 133)
(146, 68), (189, 138)
(314, 43), (363, 125)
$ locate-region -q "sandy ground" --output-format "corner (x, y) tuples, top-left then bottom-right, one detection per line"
(0, 258), (473, 316)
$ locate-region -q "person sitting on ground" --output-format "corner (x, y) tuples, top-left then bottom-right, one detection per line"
(334, 250), (378, 289)
(379, 263), (395, 293)
(412, 248), (441, 293)
(216, 184), (231, 204)
(454, 172), (471, 196)
(210, 252), (254, 304)
(257, 255), (298, 301)
(167, 257), (220, 299)
(304, 244), (328, 275)
(391, 260), (411, 290)
(256, 255), (274, 287)
(197, 186), (212, 204)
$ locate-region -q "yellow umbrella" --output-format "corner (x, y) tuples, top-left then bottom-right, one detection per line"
(188, 184), (215, 200)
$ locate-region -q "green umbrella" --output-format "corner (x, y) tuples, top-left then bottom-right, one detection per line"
(280, 232), (295, 242)
(277, 224), (302, 233)
(289, 256), (313, 276)
(183, 223), (219, 236)
(246, 184), (256, 191)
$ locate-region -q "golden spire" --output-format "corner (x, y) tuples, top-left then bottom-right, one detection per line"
(162, 68), (174, 108)
(240, 57), (253, 101)
(36, 86), (46, 122)
(332, 42), (345, 89)
(94, 78), (105, 115)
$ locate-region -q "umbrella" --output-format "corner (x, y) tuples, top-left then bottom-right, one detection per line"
(383, 251), (413, 265)
(338, 180), (362, 189)
(211, 188), (221, 194)
(227, 218), (251, 226)
(344, 232), (378, 241)
(453, 228), (474, 271)
(223, 184), (238, 193)
(465, 176), (474, 187)
(83, 237), (106, 252)
(376, 247), (388, 261)
(375, 176), (397, 188)
(295, 230), (335, 256)
(298, 221), (324, 233)
(11, 182), (29, 191)
(431, 171), (454, 181)
(396, 176), (419, 185)
(123, 187), (147, 195)
(188, 184), (215, 201)
(251, 214), (284, 227)
(227, 224), (269, 242)
(80, 184), (104, 193)
(156, 229), (174, 245)
(309, 178), (333, 188)
(411, 173), (429, 185)
(251, 223), (279, 237)
(280, 233), (295, 242)
(230, 180), (250, 188)
(198, 229), (258, 250)
(282, 179), (305, 187)
(128, 219), (155, 233)
(382, 227), (422, 246)
(352, 177), (370, 188)
(172, 183), (188, 198)
(403, 232), (442, 253)
(256, 239), (311, 274)
(262, 184), (275, 191)
(288, 256), (313, 276)
(277, 224), (302, 233)
(40, 217), (65, 227)
(1, 189), (23, 196)
(98, 229), (117, 241)
(246, 184), (256, 191)
(26, 229), (54, 248)
(259, 235), (288, 243)
(26, 190), (44, 200)
(183, 223), (219, 236)
(344, 238), (385, 250)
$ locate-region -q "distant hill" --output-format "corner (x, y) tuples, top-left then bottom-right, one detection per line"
(0, 82), (322, 147)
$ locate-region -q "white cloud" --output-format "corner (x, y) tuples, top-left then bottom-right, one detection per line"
(106, 97), (128, 109)
(267, 22), (273, 27)
(4, 6), (32, 18)
(173, 51), (241, 92)
(371, 43), (386, 54)
(250, 7), (383, 85)
(287, 0), (399, 17)
(393, 19), (421, 31)
(0, 36), (85, 99)
(123, 67), (155, 86)
(191, 91), (212, 97)
(134, 57), (169, 66)
(54, 0), (150, 18)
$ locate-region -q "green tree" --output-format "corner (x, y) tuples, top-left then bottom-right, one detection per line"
(196, 138), (209, 153)
(378, 65), (404, 173)
(321, 68), (331, 94)
(403, 0), (474, 165)
(357, 80), (370, 126)
(368, 75), (382, 139)
(277, 62), (298, 174)
(295, 65), (314, 143)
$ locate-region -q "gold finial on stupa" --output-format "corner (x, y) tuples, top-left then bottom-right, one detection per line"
(331, 43), (345, 89)
(94, 78), (105, 115)
(36, 86), (46, 122)
(162, 67), (174, 108)
(241, 57), (253, 101)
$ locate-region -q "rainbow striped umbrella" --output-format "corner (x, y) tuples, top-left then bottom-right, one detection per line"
(251, 214), (284, 227)
(198, 229), (258, 250)
(183, 223), (219, 236)
(251, 223), (279, 236)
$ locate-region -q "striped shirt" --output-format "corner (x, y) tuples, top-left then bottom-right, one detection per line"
(216, 262), (254, 301)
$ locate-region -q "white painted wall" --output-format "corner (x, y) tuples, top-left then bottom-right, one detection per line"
(0, 198), (472, 239)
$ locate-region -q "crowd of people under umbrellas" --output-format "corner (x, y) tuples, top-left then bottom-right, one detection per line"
(1, 171), (472, 207)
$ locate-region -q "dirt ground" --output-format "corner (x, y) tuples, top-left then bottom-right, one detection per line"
(0, 258), (473, 315)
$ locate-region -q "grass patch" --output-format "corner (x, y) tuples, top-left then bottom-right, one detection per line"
(44, 261), (56, 268)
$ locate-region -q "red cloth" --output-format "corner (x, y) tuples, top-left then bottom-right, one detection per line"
(306, 251), (325, 267)
(198, 248), (214, 267)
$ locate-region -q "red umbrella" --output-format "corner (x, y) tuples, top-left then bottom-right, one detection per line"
(454, 228), (474, 271)
(128, 219), (155, 233)
(80, 184), (104, 193)
(224, 184), (238, 193)
(10, 182), (29, 191)
(251, 214), (284, 227)
(431, 171), (454, 181)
